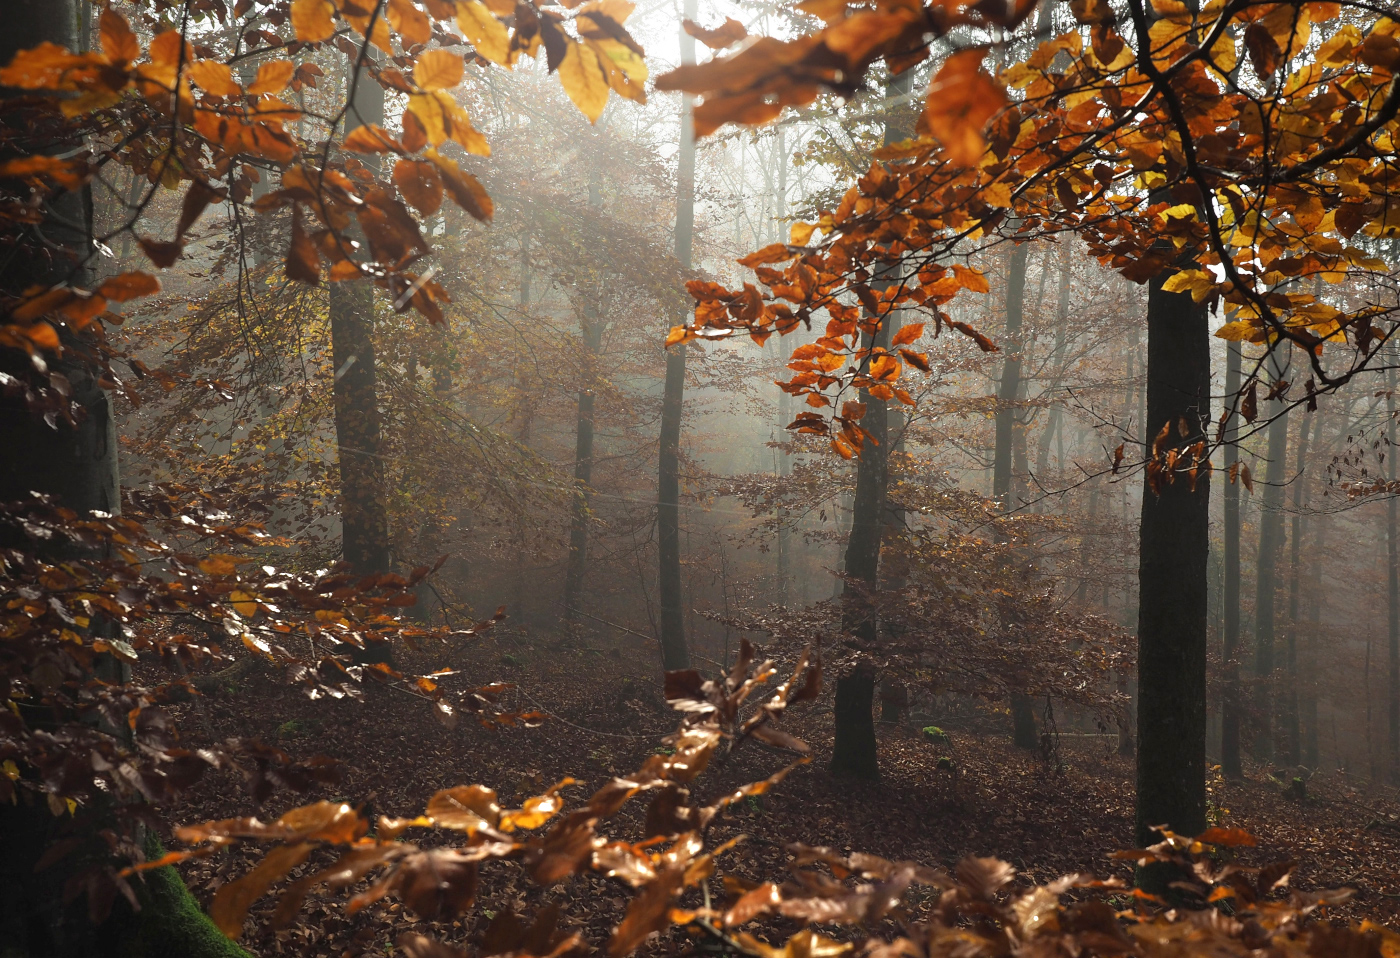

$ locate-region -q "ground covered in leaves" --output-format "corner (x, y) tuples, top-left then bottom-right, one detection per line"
(158, 634), (1400, 958)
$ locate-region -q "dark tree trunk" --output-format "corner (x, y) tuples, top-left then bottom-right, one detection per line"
(1221, 341), (1243, 779)
(657, 0), (696, 672)
(1388, 361), (1399, 782)
(0, 7), (246, 956)
(1135, 268), (1210, 863)
(1281, 411), (1318, 767)
(994, 241), (1038, 748)
(1252, 374), (1289, 763)
(331, 59), (390, 579)
(831, 70), (912, 779)
(563, 318), (603, 632)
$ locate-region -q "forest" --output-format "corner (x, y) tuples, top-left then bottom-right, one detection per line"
(2, 0), (1400, 955)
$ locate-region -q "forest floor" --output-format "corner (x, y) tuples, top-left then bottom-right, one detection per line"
(160, 632), (1400, 957)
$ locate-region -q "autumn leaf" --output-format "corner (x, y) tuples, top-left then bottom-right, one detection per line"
(291, 0), (337, 43)
(97, 272), (160, 302)
(286, 208), (321, 285)
(99, 10), (141, 64)
(415, 49), (464, 91)
(428, 149), (493, 221)
(394, 158), (444, 215)
(344, 123), (403, 153)
(139, 238), (183, 268)
(388, 0), (434, 48)
(918, 48), (1007, 167)
(248, 60), (296, 96)
(558, 41), (610, 123)
(457, 1), (511, 65)
(188, 60), (242, 97)
(683, 18), (747, 49)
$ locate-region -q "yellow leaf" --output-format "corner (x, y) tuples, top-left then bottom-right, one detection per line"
(414, 49), (464, 90)
(230, 590), (259, 618)
(456, 0), (511, 65)
(789, 221), (815, 245)
(2, 759), (17, 780)
(1161, 269), (1211, 294)
(558, 41), (610, 123)
(291, 0), (337, 43)
(188, 60), (242, 96)
(248, 59), (296, 96)
(1215, 319), (1262, 342)
(388, 0), (433, 47)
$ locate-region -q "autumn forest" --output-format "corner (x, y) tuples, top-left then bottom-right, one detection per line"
(2, 0), (1400, 956)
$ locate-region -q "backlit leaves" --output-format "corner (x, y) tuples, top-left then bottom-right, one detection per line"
(415, 49), (465, 90)
(291, 0), (337, 43)
(919, 49), (1006, 167)
(558, 42), (611, 124)
(457, 0), (512, 65)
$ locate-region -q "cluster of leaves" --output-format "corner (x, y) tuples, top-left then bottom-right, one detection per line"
(0, 487), (527, 917)
(0, 0), (647, 360)
(154, 653), (1394, 958)
(148, 644), (821, 949)
(663, 0), (1400, 471)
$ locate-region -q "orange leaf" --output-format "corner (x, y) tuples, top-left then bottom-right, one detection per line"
(291, 0), (337, 43)
(344, 123), (403, 153)
(393, 158), (444, 215)
(891, 322), (924, 346)
(414, 49), (464, 90)
(918, 47), (1007, 167)
(98, 272), (161, 302)
(428, 149), (493, 221)
(188, 60), (242, 96)
(248, 59), (296, 95)
(389, 0), (434, 48)
(100, 10), (141, 63)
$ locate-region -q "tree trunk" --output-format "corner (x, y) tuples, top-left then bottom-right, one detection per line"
(1252, 365), (1289, 763)
(994, 241), (1038, 749)
(1388, 360), (1399, 782)
(657, 0), (696, 672)
(1221, 342), (1243, 779)
(331, 58), (390, 579)
(1281, 411), (1317, 766)
(563, 177), (605, 634)
(1302, 408), (1328, 770)
(1135, 267), (1210, 863)
(831, 70), (912, 779)
(0, 7), (246, 956)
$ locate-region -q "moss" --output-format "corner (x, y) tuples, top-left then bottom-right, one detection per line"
(113, 835), (251, 958)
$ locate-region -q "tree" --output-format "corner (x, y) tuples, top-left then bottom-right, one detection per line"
(661, 0), (1400, 881)
(1221, 340), (1243, 779)
(657, 0), (698, 672)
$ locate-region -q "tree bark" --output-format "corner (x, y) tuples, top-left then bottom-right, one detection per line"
(1252, 364), (1289, 763)
(1221, 342), (1243, 779)
(1388, 360), (1399, 782)
(1281, 410), (1317, 766)
(831, 70), (912, 778)
(1135, 267), (1210, 863)
(0, 7), (246, 955)
(992, 242), (1037, 748)
(657, 0), (696, 671)
(331, 57), (390, 579)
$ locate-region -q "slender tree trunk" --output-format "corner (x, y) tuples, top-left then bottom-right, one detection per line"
(563, 178), (604, 632)
(1281, 411), (1317, 766)
(1252, 365), (1289, 763)
(831, 70), (912, 779)
(994, 241), (1038, 748)
(1302, 410), (1327, 770)
(1388, 361), (1399, 782)
(657, 0), (696, 671)
(563, 318), (603, 632)
(1135, 266), (1210, 865)
(1221, 342), (1243, 778)
(331, 57), (390, 578)
(1034, 245), (1071, 484)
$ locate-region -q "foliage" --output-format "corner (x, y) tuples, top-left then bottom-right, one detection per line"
(663, 0), (1400, 476)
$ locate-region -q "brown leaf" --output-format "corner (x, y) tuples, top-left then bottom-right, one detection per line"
(177, 180), (224, 239)
(682, 17), (747, 49)
(918, 48), (1007, 167)
(209, 843), (314, 939)
(139, 238), (183, 268)
(394, 158), (444, 215)
(399, 933), (469, 958)
(286, 208), (321, 285)
(429, 150), (493, 221)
